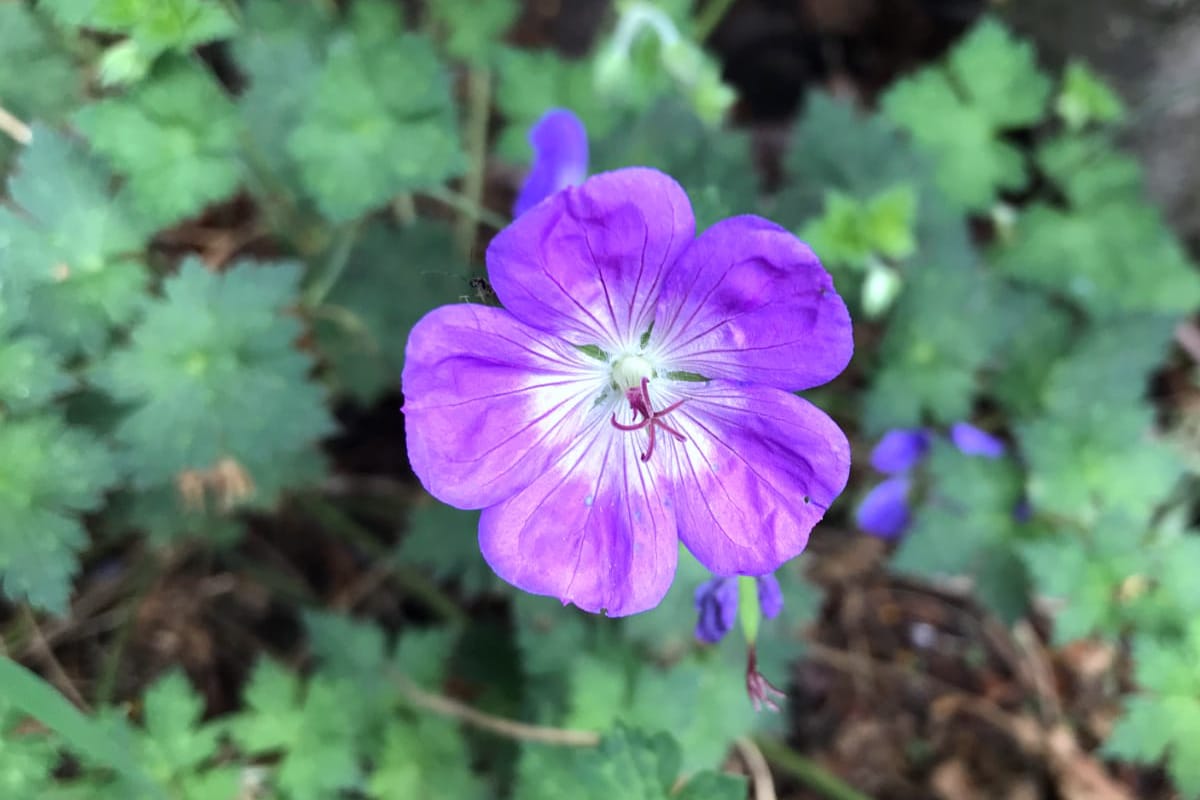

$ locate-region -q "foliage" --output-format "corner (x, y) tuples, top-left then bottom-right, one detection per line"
(0, 4), (1198, 799)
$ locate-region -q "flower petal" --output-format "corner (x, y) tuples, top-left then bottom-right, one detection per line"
(950, 422), (1006, 459)
(665, 381), (851, 575)
(653, 216), (853, 391)
(694, 576), (739, 643)
(855, 477), (912, 539)
(478, 427), (678, 616)
(870, 428), (932, 474)
(513, 108), (589, 217)
(756, 573), (784, 619)
(401, 304), (602, 509)
(487, 167), (695, 348)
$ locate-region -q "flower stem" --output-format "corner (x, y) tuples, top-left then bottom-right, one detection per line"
(302, 220), (362, 307)
(694, 0), (737, 40)
(0, 103), (32, 144)
(455, 66), (494, 262)
(394, 670), (600, 746)
(423, 185), (509, 231)
(752, 736), (873, 800)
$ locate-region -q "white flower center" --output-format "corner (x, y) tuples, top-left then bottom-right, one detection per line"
(611, 354), (655, 392)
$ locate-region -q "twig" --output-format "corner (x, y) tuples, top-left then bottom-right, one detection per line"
(0, 104), (32, 144)
(393, 671), (600, 746)
(752, 735), (872, 800)
(421, 185), (509, 231)
(20, 608), (89, 710)
(734, 736), (778, 800)
(455, 66), (493, 260)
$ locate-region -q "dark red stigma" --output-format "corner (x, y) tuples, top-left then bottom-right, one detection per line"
(609, 377), (687, 462)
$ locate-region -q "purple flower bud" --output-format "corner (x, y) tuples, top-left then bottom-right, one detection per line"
(756, 573), (783, 619)
(513, 108), (589, 217)
(869, 428), (932, 474)
(693, 577), (739, 643)
(950, 422), (1006, 459)
(855, 476), (911, 539)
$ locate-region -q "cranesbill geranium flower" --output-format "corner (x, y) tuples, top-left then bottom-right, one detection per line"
(856, 422), (1006, 538)
(513, 108), (589, 217)
(403, 167), (853, 616)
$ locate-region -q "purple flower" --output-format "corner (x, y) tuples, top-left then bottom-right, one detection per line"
(513, 108), (589, 217)
(856, 422), (1005, 539)
(694, 574), (783, 644)
(403, 168), (853, 616)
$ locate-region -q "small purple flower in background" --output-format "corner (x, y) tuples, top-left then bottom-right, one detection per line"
(513, 108), (589, 217)
(855, 422), (1005, 539)
(694, 573), (783, 644)
(403, 167), (853, 616)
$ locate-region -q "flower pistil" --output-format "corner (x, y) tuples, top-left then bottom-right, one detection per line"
(610, 377), (687, 462)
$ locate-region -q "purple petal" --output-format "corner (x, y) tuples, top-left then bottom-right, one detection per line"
(487, 167), (695, 349)
(652, 216), (853, 391)
(870, 428), (932, 474)
(756, 573), (783, 619)
(513, 108), (589, 217)
(855, 477), (912, 539)
(401, 304), (602, 509)
(667, 381), (851, 575)
(478, 428), (678, 617)
(694, 577), (739, 643)
(950, 422), (1006, 459)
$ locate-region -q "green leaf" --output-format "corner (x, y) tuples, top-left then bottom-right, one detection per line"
(1035, 134), (1142, 208)
(945, 18), (1051, 128)
(801, 186), (917, 271)
(0, 699), (59, 798)
(495, 48), (617, 162)
(892, 443), (1029, 620)
(993, 197), (1200, 318)
(863, 266), (1002, 431)
(779, 92), (975, 277)
(0, 4), (80, 169)
(367, 717), (487, 800)
(75, 60), (243, 227)
(93, 259), (334, 498)
(514, 725), (743, 800)
(315, 221), (469, 402)
(289, 4), (464, 220)
(0, 416), (113, 612)
(0, 659), (161, 796)
(42, 0), (237, 62)
(0, 331), (72, 415)
(395, 499), (497, 597)
(881, 18), (1049, 209)
(1105, 622), (1200, 798)
(883, 70), (1025, 209)
(1019, 407), (1182, 525)
(428, 0), (517, 64)
(137, 671), (223, 787)
(0, 125), (149, 354)
(230, 660), (363, 800)
(1056, 61), (1125, 131)
(987, 288), (1074, 419)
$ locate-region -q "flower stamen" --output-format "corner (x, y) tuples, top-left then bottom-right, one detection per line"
(609, 377), (687, 462)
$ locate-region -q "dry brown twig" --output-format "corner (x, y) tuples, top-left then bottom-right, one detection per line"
(735, 736), (779, 800)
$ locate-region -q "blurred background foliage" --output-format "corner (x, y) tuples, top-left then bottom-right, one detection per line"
(1, 0), (1200, 798)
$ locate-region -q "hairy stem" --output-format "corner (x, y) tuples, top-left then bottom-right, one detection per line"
(694, 0), (737, 40)
(753, 735), (873, 800)
(455, 67), (494, 261)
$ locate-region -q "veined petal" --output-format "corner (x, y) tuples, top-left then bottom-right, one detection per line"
(513, 108), (589, 217)
(855, 477), (911, 539)
(653, 216), (853, 391)
(478, 424), (678, 616)
(401, 304), (602, 509)
(665, 381), (850, 575)
(487, 167), (695, 349)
